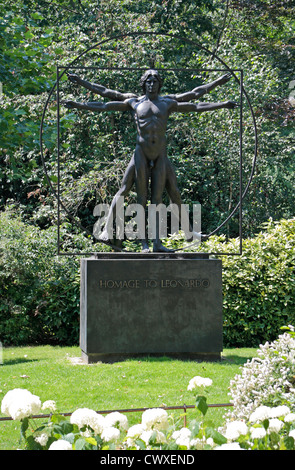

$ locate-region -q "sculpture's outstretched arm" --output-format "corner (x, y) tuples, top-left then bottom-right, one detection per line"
(64, 99), (131, 112)
(67, 73), (138, 101)
(166, 73), (233, 102)
(171, 99), (239, 113)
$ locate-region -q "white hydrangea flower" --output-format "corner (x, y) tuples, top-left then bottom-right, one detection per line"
(190, 436), (216, 449)
(187, 376), (213, 391)
(224, 420), (248, 441)
(141, 408), (169, 431)
(289, 429), (295, 439)
(284, 413), (295, 423)
(101, 426), (120, 443)
(269, 405), (290, 418)
(41, 400), (57, 413)
(1, 389), (31, 416)
(34, 432), (49, 446)
(1, 389), (41, 421)
(172, 427), (192, 448)
(140, 429), (166, 446)
(190, 436), (206, 449)
(70, 408), (105, 434)
(104, 411), (128, 431)
(126, 424), (145, 447)
(250, 426), (267, 439)
(127, 423), (144, 437)
(249, 405), (273, 423)
(49, 439), (72, 450)
(267, 418), (284, 434)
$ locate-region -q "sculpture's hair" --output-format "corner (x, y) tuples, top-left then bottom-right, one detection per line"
(140, 69), (163, 93)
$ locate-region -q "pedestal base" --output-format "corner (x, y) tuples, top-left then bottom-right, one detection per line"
(80, 254), (223, 363)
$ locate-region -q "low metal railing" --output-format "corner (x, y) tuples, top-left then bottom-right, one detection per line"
(0, 402), (233, 427)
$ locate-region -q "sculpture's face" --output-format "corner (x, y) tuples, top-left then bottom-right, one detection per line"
(145, 74), (160, 94)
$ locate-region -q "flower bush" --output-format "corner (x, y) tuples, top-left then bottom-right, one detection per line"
(225, 325), (295, 422)
(1, 327), (295, 450)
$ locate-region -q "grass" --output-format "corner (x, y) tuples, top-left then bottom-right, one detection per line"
(0, 345), (257, 450)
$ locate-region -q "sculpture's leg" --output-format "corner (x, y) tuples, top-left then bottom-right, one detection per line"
(134, 145), (150, 252)
(151, 156), (174, 253)
(97, 155), (135, 243)
(165, 159), (202, 242)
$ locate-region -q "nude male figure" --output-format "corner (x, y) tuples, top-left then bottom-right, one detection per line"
(65, 70), (237, 252)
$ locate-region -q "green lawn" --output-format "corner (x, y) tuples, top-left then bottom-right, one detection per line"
(0, 345), (257, 450)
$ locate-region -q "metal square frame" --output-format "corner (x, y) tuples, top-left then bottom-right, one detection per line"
(56, 66), (244, 256)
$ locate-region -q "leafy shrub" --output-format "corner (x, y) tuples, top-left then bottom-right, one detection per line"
(1, 208), (294, 347)
(203, 218), (295, 347)
(0, 208), (93, 346)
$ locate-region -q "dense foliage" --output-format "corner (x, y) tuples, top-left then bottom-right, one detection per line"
(203, 218), (295, 347)
(0, 209), (90, 345)
(0, 1), (294, 346)
(1, 0), (294, 239)
(0, 209), (293, 347)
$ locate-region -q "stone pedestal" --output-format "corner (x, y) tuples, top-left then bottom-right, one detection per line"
(80, 253), (223, 363)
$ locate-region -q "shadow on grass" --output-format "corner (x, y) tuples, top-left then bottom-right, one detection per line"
(94, 353), (255, 366)
(117, 355), (217, 365)
(126, 352), (253, 365)
(125, 355), (252, 365)
(221, 355), (253, 365)
(1, 358), (39, 366)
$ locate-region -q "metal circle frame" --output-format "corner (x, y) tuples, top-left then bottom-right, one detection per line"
(40, 31), (258, 255)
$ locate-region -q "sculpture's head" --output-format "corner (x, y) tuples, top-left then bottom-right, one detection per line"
(140, 69), (163, 93)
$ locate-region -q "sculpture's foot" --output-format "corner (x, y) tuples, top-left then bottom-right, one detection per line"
(141, 241), (150, 253)
(153, 241), (174, 253)
(95, 229), (120, 249)
(97, 229), (111, 242)
(185, 231), (202, 243)
(201, 234), (209, 242)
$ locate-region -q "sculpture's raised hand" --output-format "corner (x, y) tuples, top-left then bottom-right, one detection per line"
(224, 100), (239, 109)
(217, 73), (232, 86)
(67, 73), (79, 83)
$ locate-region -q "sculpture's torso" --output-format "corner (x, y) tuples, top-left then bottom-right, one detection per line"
(131, 97), (172, 160)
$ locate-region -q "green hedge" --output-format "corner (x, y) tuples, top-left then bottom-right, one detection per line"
(0, 209), (92, 346)
(203, 218), (295, 347)
(0, 209), (294, 347)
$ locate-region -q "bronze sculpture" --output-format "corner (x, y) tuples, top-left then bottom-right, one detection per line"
(64, 70), (238, 252)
